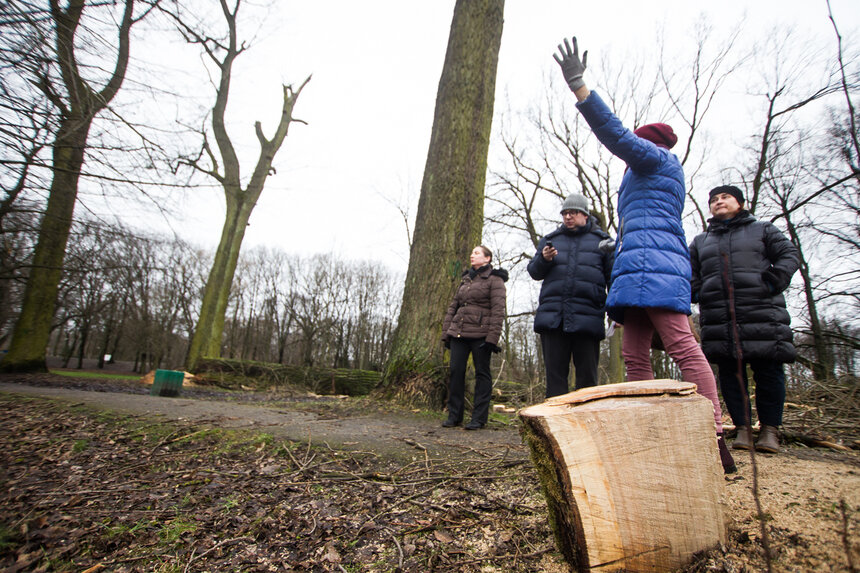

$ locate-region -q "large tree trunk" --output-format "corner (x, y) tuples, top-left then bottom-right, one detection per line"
(520, 380), (727, 572)
(380, 0), (505, 407)
(607, 328), (624, 383)
(187, 195), (250, 369)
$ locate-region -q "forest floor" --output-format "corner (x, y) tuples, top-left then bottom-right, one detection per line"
(0, 371), (857, 572)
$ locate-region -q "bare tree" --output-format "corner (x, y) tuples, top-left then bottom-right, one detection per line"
(0, 4), (56, 229)
(0, 203), (38, 348)
(827, 0), (860, 182)
(656, 18), (745, 229)
(730, 26), (854, 382)
(215, 248), (400, 371)
(1, 0), (156, 372)
(159, 0), (311, 371)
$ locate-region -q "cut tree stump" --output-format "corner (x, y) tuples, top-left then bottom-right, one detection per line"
(519, 380), (727, 572)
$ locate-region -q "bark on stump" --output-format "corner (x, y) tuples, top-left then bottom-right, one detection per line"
(519, 380), (727, 572)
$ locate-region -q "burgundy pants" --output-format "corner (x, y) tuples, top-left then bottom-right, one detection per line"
(621, 307), (723, 432)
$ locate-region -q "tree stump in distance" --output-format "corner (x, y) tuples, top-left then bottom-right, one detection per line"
(519, 380), (727, 572)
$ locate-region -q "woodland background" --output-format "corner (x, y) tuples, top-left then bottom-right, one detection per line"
(0, 0), (857, 410)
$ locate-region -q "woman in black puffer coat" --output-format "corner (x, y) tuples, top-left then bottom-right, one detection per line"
(690, 185), (799, 453)
(441, 245), (508, 430)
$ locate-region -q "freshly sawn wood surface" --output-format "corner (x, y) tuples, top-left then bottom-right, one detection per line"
(519, 380), (727, 572)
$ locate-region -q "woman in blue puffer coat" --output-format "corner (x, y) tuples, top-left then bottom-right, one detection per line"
(553, 36), (736, 473)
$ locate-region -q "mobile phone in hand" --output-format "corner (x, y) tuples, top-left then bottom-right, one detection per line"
(545, 240), (553, 249)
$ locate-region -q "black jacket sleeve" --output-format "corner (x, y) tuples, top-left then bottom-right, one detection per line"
(689, 237), (702, 303)
(761, 223), (799, 294)
(527, 237), (555, 280)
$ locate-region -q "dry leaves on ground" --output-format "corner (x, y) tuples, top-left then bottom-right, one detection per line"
(1, 374), (858, 572)
(0, 396), (565, 572)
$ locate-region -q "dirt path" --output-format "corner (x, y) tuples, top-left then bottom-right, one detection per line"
(0, 381), (526, 461)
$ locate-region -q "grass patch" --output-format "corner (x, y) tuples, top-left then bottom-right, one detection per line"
(171, 427), (223, 445)
(158, 517), (197, 544)
(50, 370), (141, 381)
(104, 519), (153, 540)
(0, 525), (20, 553)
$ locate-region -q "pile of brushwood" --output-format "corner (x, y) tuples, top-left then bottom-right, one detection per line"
(194, 357), (382, 396)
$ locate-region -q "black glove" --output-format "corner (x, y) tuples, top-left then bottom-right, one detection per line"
(442, 338), (450, 349)
(599, 238), (616, 254)
(762, 270), (781, 294)
(481, 342), (502, 354)
(553, 36), (588, 92)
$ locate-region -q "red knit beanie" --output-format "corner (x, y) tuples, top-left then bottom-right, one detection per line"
(633, 123), (678, 149)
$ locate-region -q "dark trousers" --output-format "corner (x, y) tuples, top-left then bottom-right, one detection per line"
(716, 358), (786, 427)
(446, 338), (493, 425)
(541, 331), (600, 399)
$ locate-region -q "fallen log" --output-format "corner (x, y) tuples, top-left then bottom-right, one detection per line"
(519, 380), (727, 572)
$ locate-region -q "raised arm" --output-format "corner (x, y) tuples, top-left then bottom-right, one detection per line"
(553, 36), (667, 172)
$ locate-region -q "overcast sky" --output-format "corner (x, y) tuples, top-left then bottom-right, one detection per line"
(144, 0), (859, 275)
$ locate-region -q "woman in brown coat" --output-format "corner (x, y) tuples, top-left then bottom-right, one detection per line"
(441, 246), (508, 430)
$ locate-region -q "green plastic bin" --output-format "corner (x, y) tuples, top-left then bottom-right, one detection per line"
(151, 369), (184, 397)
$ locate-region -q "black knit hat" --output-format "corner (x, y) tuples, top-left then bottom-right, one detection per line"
(708, 185), (745, 206)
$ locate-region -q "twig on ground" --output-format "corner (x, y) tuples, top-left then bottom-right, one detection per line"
(401, 437), (426, 451)
(450, 546), (554, 566)
(368, 481), (451, 523)
(840, 499), (857, 573)
(385, 527), (405, 569)
(782, 431), (853, 451)
(455, 483), (537, 514)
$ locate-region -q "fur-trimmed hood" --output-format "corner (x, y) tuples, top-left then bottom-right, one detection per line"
(461, 265), (509, 282)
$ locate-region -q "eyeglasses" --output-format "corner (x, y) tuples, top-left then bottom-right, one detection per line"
(561, 210), (586, 217)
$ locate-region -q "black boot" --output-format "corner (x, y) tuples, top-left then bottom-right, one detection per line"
(717, 434), (737, 474)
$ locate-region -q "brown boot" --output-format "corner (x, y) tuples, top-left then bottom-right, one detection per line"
(756, 425), (780, 453)
(732, 426), (752, 450)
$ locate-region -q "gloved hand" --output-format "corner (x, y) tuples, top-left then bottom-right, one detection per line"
(553, 36), (588, 92)
(481, 341), (502, 354)
(598, 238), (615, 254)
(442, 338), (450, 349)
(762, 269), (781, 294)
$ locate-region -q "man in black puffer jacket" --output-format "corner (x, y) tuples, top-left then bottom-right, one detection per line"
(690, 185), (799, 454)
(528, 193), (614, 398)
